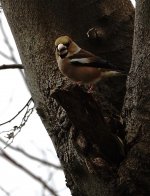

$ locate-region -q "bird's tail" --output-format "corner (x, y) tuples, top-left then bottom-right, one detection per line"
(101, 70), (126, 78)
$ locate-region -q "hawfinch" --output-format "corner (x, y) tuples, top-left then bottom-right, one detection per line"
(55, 35), (125, 84)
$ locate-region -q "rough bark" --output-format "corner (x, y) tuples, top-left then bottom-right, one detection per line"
(121, 0), (150, 195)
(1, 0), (137, 195)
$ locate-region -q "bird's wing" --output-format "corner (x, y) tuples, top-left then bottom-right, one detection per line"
(69, 49), (124, 72)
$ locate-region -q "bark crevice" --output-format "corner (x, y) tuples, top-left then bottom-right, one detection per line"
(52, 85), (125, 166)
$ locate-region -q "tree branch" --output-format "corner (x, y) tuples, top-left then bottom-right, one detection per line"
(0, 98), (32, 126)
(0, 17), (18, 63)
(0, 64), (24, 70)
(0, 150), (58, 196)
(0, 186), (10, 196)
(0, 138), (62, 170)
(0, 16), (26, 84)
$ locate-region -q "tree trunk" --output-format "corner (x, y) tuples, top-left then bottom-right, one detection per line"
(121, 0), (150, 195)
(3, 0), (149, 195)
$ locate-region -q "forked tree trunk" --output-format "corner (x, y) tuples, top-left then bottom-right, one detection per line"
(2, 0), (149, 195)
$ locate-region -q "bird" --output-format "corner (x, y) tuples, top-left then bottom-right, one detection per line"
(54, 36), (126, 164)
(55, 35), (126, 85)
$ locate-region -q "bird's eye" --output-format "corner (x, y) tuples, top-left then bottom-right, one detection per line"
(64, 42), (70, 47)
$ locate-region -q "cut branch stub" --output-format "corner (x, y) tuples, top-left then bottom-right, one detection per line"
(52, 85), (125, 167)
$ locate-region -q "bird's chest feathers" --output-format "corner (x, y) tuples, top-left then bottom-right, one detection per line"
(57, 57), (101, 83)
(58, 58), (74, 75)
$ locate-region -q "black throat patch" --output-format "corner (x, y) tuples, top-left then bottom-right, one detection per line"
(60, 53), (68, 59)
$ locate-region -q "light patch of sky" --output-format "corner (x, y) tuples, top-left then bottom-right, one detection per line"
(0, 1), (135, 195)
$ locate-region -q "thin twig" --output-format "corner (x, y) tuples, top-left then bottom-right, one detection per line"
(0, 98), (33, 126)
(0, 18), (17, 63)
(0, 51), (11, 60)
(0, 64), (24, 70)
(0, 186), (10, 196)
(0, 98), (34, 147)
(0, 17), (26, 83)
(0, 150), (58, 196)
(0, 138), (62, 170)
(3, 103), (34, 148)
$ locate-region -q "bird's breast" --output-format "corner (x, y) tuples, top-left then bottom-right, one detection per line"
(57, 58), (103, 83)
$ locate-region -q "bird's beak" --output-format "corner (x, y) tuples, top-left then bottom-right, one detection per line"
(57, 44), (68, 57)
(57, 44), (67, 52)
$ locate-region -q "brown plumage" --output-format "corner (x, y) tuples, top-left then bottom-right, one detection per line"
(55, 36), (125, 84)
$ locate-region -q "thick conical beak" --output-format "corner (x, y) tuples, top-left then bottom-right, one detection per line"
(57, 44), (68, 57)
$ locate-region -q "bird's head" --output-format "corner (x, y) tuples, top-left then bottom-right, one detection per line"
(55, 36), (80, 59)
